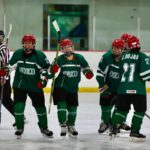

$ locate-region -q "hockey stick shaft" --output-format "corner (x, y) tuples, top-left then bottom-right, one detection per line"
(99, 85), (109, 94)
(48, 20), (60, 114)
(145, 113), (150, 120)
(0, 24), (12, 123)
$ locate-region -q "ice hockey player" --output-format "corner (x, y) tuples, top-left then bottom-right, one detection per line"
(96, 38), (131, 133)
(110, 35), (150, 142)
(0, 34), (53, 138)
(51, 38), (93, 136)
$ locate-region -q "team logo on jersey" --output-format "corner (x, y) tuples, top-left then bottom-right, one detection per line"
(126, 90), (137, 94)
(19, 67), (35, 75)
(63, 71), (78, 77)
(109, 71), (119, 79)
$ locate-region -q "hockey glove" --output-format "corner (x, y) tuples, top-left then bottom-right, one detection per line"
(37, 77), (48, 89)
(85, 71), (94, 79)
(0, 67), (9, 77)
(51, 64), (59, 74)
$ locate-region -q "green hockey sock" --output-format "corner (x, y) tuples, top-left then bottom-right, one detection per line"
(35, 106), (48, 129)
(67, 106), (77, 126)
(57, 101), (67, 125)
(131, 112), (145, 132)
(14, 102), (25, 129)
(101, 106), (112, 124)
(112, 107), (117, 119)
(112, 111), (128, 125)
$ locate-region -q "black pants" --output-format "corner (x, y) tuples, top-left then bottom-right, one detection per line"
(0, 77), (14, 116)
(13, 88), (45, 107)
(116, 94), (147, 112)
(53, 87), (78, 106)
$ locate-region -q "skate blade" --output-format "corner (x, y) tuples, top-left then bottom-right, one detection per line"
(60, 133), (67, 137)
(110, 135), (115, 140)
(98, 128), (109, 134)
(129, 137), (146, 142)
(42, 134), (53, 138)
(68, 132), (78, 138)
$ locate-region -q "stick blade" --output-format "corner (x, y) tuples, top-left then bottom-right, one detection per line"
(52, 20), (60, 32)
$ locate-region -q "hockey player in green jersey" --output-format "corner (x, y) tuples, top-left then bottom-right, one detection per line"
(3, 34), (53, 138)
(51, 38), (93, 136)
(96, 39), (130, 133)
(110, 36), (149, 141)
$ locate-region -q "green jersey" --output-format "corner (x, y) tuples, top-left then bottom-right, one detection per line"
(96, 50), (120, 93)
(8, 49), (50, 92)
(54, 53), (91, 93)
(118, 51), (150, 95)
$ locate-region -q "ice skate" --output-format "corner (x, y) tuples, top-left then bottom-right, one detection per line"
(15, 129), (24, 139)
(109, 124), (121, 139)
(68, 126), (78, 136)
(60, 124), (67, 136)
(40, 128), (53, 138)
(129, 131), (146, 142)
(120, 122), (131, 131)
(98, 122), (109, 133)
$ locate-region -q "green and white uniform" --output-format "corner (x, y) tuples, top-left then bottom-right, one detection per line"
(54, 53), (91, 93)
(9, 49), (50, 92)
(112, 51), (150, 133)
(96, 49), (120, 125)
(53, 53), (93, 126)
(118, 51), (150, 95)
(8, 49), (50, 131)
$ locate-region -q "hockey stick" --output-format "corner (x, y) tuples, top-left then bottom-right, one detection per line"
(0, 24), (12, 123)
(99, 84), (109, 94)
(145, 113), (150, 120)
(48, 20), (60, 114)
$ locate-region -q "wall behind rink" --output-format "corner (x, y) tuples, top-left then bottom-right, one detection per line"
(10, 51), (150, 92)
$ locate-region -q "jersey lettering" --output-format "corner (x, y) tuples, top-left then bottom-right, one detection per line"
(109, 71), (119, 79)
(63, 71), (78, 78)
(122, 54), (139, 60)
(19, 67), (35, 75)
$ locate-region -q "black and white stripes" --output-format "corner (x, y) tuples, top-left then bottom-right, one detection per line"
(0, 43), (9, 68)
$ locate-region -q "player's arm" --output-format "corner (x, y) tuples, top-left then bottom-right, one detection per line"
(79, 55), (93, 79)
(140, 53), (150, 81)
(96, 56), (109, 88)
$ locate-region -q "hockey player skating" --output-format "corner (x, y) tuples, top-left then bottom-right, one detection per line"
(109, 36), (150, 142)
(51, 39), (93, 136)
(96, 39), (131, 134)
(0, 34), (53, 138)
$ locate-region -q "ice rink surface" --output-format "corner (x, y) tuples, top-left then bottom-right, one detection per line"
(0, 93), (150, 150)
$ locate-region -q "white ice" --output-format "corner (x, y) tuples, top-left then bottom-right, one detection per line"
(0, 93), (150, 150)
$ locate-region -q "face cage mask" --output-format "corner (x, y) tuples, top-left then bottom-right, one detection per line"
(64, 51), (74, 57)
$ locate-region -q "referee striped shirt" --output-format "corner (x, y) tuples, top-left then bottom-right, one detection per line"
(0, 43), (9, 69)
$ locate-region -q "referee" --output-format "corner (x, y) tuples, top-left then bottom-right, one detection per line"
(0, 30), (15, 123)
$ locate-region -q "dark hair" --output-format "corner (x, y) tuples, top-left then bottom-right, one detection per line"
(130, 47), (140, 52)
(0, 30), (5, 37)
